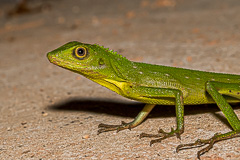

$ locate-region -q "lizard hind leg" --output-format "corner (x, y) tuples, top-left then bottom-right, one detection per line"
(177, 81), (240, 159)
(176, 131), (240, 159)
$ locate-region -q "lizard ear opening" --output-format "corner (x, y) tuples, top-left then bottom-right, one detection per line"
(73, 47), (88, 60)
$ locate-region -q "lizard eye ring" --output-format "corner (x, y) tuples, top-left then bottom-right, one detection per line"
(74, 47), (88, 59)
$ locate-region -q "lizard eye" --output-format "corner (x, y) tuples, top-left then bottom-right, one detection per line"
(74, 47), (88, 59)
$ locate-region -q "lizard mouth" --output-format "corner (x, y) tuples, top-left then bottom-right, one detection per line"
(47, 51), (78, 68)
(47, 54), (57, 65)
(47, 53), (80, 72)
(47, 52), (107, 79)
(47, 52), (59, 65)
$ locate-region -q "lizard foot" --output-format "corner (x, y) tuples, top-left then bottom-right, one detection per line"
(97, 121), (133, 135)
(176, 131), (240, 159)
(140, 127), (183, 146)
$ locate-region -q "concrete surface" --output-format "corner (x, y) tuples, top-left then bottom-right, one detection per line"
(0, 0), (240, 159)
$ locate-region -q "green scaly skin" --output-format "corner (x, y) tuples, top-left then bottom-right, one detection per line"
(47, 41), (240, 159)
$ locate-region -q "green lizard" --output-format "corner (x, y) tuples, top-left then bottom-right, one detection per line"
(47, 41), (240, 159)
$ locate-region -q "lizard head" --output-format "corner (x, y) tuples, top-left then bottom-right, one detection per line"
(47, 41), (127, 80)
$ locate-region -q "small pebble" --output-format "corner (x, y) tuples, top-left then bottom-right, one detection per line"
(42, 111), (48, 116)
(82, 135), (90, 139)
(21, 122), (27, 125)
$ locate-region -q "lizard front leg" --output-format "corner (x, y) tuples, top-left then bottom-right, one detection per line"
(98, 104), (155, 134)
(139, 89), (184, 144)
(98, 86), (185, 143)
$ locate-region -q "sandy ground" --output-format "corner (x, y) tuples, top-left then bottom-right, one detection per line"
(0, 0), (240, 159)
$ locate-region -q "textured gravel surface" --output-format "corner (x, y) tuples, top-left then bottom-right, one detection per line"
(0, 0), (240, 159)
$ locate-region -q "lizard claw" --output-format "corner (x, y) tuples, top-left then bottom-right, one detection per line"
(97, 121), (134, 134)
(140, 127), (184, 145)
